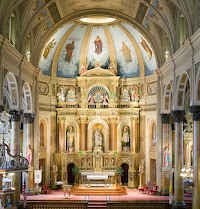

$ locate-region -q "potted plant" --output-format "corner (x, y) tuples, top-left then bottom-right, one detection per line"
(116, 167), (124, 184)
(72, 166), (79, 184)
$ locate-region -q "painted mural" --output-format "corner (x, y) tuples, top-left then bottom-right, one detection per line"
(109, 25), (139, 78)
(121, 22), (157, 75)
(39, 22), (75, 75)
(57, 25), (88, 78)
(87, 26), (110, 69)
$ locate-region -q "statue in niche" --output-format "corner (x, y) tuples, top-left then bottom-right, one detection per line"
(51, 164), (58, 183)
(121, 88), (130, 102)
(66, 87), (76, 102)
(130, 86), (139, 102)
(57, 87), (66, 102)
(66, 126), (74, 152)
(121, 125), (130, 151)
(163, 145), (170, 167)
(26, 144), (33, 166)
(94, 129), (103, 147)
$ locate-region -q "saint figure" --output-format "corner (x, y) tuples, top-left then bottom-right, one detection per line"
(122, 42), (132, 63)
(140, 37), (152, 60)
(122, 125), (130, 147)
(65, 41), (75, 63)
(163, 145), (170, 167)
(43, 39), (56, 59)
(94, 36), (102, 55)
(67, 126), (74, 148)
(26, 144), (32, 166)
(94, 129), (103, 147)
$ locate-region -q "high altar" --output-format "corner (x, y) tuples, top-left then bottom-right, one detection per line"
(54, 66), (140, 188)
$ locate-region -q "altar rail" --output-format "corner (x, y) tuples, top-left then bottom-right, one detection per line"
(27, 201), (87, 209)
(107, 201), (192, 209)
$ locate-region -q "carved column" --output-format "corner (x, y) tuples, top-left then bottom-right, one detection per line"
(190, 106), (200, 209)
(58, 118), (65, 152)
(79, 117), (87, 151)
(10, 110), (21, 204)
(172, 110), (186, 209)
(132, 117), (139, 153)
(23, 113), (35, 192)
(161, 114), (171, 195)
(109, 117), (117, 151)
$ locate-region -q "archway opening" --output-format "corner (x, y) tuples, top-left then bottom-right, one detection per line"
(67, 163), (75, 185)
(121, 163), (129, 186)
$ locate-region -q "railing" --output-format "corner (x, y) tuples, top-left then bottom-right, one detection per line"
(27, 201), (88, 209)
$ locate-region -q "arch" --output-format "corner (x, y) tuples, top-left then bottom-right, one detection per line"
(163, 82), (172, 114)
(121, 163), (129, 186)
(3, 72), (19, 110)
(22, 82), (33, 113)
(87, 119), (109, 152)
(175, 73), (190, 110)
(67, 162), (75, 185)
(39, 119), (47, 146)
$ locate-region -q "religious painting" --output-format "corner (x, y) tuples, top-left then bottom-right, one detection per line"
(147, 82), (157, 95)
(39, 22), (75, 75)
(87, 26), (110, 69)
(109, 24), (139, 78)
(39, 82), (49, 95)
(57, 24), (88, 78)
(121, 22), (157, 76)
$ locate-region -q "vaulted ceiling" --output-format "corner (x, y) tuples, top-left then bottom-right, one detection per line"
(0, 0), (197, 68)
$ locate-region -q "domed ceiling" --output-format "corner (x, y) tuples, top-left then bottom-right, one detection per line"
(39, 17), (157, 78)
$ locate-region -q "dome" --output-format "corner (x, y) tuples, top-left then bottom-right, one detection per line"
(39, 17), (157, 78)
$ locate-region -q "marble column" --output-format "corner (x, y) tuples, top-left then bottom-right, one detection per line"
(172, 110), (186, 209)
(10, 110), (21, 204)
(190, 106), (200, 209)
(109, 117), (117, 151)
(23, 113), (35, 192)
(131, 117), (139, 153)
(161, 114), (171, 195)
(79, 118), (87, 151)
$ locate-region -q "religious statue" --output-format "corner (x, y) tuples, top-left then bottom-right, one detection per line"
(51, 164), (58, 183)
(66, 87), (76, 102)
(94, 36), (102, 55)
(57, 87), (66, 102)
(26, 144), (32, 166)
(139, 162), (144, 175)
(130, 86), (139, 102)
(94, 129), (103, 147)
(66, 126), (74, 150)
(121, 88), (130, 102)
(65, 41), (75, 63)
(122, 125), (130, 148)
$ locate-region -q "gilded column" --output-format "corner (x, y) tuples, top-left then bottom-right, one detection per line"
(79, 117), (87, 151)
(131, 117), (139, 153)
(161, 114), (171, 195)
(172, 110), (186, 209)
(109, 117), (117, 151)
(10, 110), (21, 204)
(190, 106), (200, 209)
(24, 113), (35, 192)
(58, 118), (65, 152)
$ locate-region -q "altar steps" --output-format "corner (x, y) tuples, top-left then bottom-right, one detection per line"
(70, 183), (127, 196)
(87, 201), (107, 209)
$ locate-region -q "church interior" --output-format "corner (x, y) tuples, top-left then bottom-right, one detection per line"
(0, 0), (200, 209)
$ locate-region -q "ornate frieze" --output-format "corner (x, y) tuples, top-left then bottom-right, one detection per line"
(190, 106), (200, 121)
(172, 110), (185, 122)
(161, 114), (171, 124)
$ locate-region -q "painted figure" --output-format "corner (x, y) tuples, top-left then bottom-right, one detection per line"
(163, 145), (170, 167)
(140, 37), (152, 60)
(43, 39), (56, 59)
(122, 42), (132, 63)
(94, 129), (103, 147)
(65, 41), (75, 63)
(26, 144), (32, 166)
(94, 36), (102, 55)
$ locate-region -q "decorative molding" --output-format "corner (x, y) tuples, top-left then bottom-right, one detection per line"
(190, 106), (200, 121)
(39, 81), (49, 95)
(172, 110), (185, 122)
(147, 82), (157, 95)
(24, 113), (35, 123)
(161, 114), (171, 124)
(9, 110), (22, 122)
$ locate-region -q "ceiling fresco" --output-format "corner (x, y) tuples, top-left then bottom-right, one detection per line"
(39, 19), (158, 78)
